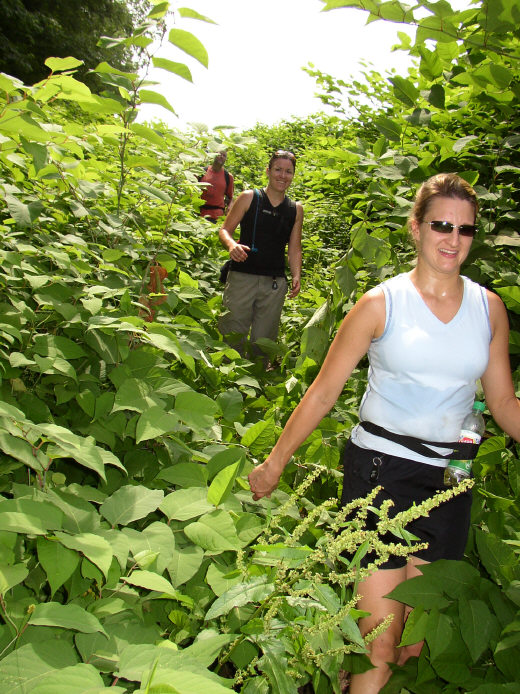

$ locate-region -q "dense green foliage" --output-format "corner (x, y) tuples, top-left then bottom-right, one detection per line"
(0, 1), (519, 692)
(0, 0), (153, 91)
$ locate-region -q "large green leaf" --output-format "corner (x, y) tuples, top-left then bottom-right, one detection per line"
(0, 641), (78, 693)
(0, 511), (52, 536)
(175, 390), (219, 431)
(54, 531), (112, 578)
(389, 76), (420, 107)
(136, 406), (179, 443)
(168, 544), (204, 588)
(112, 378), (165, 414)
(373, 116), (401, 141)
(45, 57), (84, 72)
(240, 419), (276, 456)
(122, 569), (190, 603)
(146, 668), (234, 693)
(0, 498), (63, 530)
(216, 388), (243, 423)
(386, 575), (450, 609)
(29, 602), (106, 635)
(496, 286), (520, 314)
(425, 609), (453, 661)
(37, 537), (80, 596)
(157, 462), (208, 488)
(418, 560), (481, 598)
(160, 487), (214, 521)
(123, 521), (175, 574)
(152, 57), (193, 82)
(205, 576), (273, 620)
(207, 460), (242, 507)
(0, 563), (29, 595)
(31, 663), (126, 694)
(0, 432), (47, 472)
(475, 529), (517, 585)
(100, 485), (164, 527)
(207, 448), (245, 481)
(32, 334), (86, 359)
(38, 423), (125, 479)
(206, 562), (242, 597)
(459, 597), (497, 662)
(258, 641), (299, 694)
(168, 28), (209, 68)
(4, 195), (45, 227)
(138, 89), (176, 114)
(183, 510), (241, 552)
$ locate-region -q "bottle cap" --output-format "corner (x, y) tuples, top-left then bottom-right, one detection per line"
(473, 401), (485, 412)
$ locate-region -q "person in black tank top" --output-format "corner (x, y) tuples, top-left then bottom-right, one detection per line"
(217, 150), (304, 359)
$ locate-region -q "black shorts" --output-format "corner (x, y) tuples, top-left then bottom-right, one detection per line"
(340, 439), (473, 570)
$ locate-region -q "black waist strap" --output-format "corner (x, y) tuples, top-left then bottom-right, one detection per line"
(201, 204), (224, 210)
(359, 421), (480, 460)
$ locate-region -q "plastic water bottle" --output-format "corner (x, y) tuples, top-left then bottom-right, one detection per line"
(444, 401), (485, 486)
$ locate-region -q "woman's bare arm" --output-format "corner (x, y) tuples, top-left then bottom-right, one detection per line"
(481, 290), (520, 440)
(248, 288), (386, 500)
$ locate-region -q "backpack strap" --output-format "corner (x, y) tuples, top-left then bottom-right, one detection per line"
(249, 189), (261, 253)
(286, 197), (297, 228)
(358, 421), (481, 460)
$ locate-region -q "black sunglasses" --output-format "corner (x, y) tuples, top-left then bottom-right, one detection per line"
(426, 220), (477, 237)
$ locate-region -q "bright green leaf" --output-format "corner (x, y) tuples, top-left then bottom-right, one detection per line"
(29, 601), (106, 635)
(168, 28), (209, 68)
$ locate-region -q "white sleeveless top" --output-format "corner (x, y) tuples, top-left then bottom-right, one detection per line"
(351, 273), (491, 466)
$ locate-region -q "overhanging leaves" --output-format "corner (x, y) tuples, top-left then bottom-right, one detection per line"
(168, 28), (209, 68)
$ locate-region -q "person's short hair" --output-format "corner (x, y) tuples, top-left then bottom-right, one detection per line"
(409, 173), (479, 232)
(268, 150), (296, 171)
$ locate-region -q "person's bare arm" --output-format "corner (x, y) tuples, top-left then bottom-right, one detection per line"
(287, 203), (303, 298)
(248, 288), (385, 500)
(481, 290), (520, 440)
(218, 190), (253, 262)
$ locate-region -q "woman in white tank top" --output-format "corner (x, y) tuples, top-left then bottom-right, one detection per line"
(248, 173), (520, 693)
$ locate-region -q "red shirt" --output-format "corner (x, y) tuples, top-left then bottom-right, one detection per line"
(200, 166), (234, 220)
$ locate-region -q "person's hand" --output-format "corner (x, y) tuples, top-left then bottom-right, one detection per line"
(288, 277), (301, 298)
(248, 460), (282, 501)
(229, 243), (250, 262)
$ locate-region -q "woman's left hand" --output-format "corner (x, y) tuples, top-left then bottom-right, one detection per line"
(248, 461), (282, 500)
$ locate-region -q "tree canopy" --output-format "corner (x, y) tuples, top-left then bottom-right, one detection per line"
(0, 0), (151, 91)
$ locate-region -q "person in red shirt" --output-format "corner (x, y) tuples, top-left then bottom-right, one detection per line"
(199, 150), (234, 222)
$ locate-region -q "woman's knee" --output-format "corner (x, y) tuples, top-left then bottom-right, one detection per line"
(367, 629), (400, 666)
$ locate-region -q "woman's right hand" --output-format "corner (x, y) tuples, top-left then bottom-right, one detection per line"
(248, 460), (282, 500)
(229, 242), (250, 262)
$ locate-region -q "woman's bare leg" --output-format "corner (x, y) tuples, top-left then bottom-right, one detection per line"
(350, 557), (430, 693)
(349, 567), (407, 694)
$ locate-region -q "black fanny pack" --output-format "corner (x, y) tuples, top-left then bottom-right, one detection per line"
(219, 259), (231, 284)
(359, 421), (481, 460)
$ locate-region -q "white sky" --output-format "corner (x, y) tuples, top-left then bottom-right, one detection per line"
(138, 0), (417, 131)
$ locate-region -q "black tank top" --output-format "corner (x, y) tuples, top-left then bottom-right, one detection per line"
(231, 189), (296, 277)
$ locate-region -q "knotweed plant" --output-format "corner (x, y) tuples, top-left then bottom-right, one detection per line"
(209, 465), (473, 693)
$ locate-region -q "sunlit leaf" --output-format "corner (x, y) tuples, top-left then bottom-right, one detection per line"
(29, 602), (106, 635)
(100, 485), (164, 527)
(152, 57), (193, 82)
(168, 28), (209, 68)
